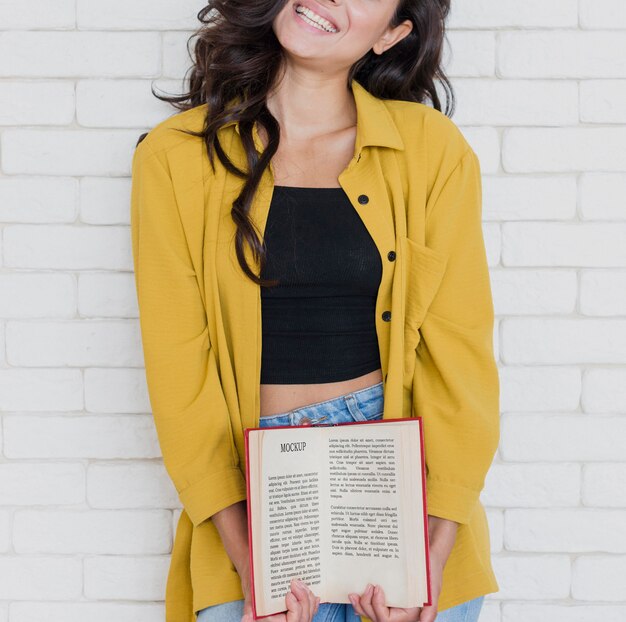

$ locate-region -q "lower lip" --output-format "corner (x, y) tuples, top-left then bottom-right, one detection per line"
(292, 4), (338, 35)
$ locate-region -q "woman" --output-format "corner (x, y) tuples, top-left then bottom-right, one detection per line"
(130, 1), (500, 622)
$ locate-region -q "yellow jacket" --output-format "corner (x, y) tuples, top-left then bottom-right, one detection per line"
(130, 78), (500, 621)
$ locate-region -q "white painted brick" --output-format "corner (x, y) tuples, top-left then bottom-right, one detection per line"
(572, 556), (626, 600)
(0, 32), (160, 78)
(490, 555), (571, 599)
(0, 273), (75, 318)
(502, 223), (626, 267)
(501, 414), (626, 461)
(484, 223), (501, 267)
(0, 81), (74, 125)
(453, 79), (578, 126)
(163, 31), (200, 79)
(483, 175), (577, 221)
(580, 80), (626, 123)
(2, 130), (139, 175)
(0, 556), (82, 599)
(505, 509), (626, 552)
(4, 225), (132, 270)
(9, 602), (164, 622)
(486, 508), (503, 553)
(500, 366), (581, 412)
(76, 79), (177, 128)
(444, 31), (496, 77)
(0, 511), (10, 552)
(503, 604), (626, 622)
(78, 273), (138, 319)
(80, 177), (131, 225)
(450, 0), (578, 28)
(580, 0), (626, 29)
(579, 174), (626, 220)
(87, 463), (178, 509)
(501, 318), (626, 364)
(84, 368), (148, 414)
(0, 369), (83, 412)
(583, 368), (626, 413)
(503, 127), (626, 172)
(457, 126), (500, 173)
(3, 415), (160, 459)
(0, 463), (84, 506)
(479, 601), (500, 622)
(0, 0), (75, 29)
(6, 320), (142, 367)
(77, 0), (199, 29)
(499, 31), (626, 78)
(583, 464), (626, 507)
(12, 509), (171, 554)
(491, 270), (577, 315)
(84, 555), (170, 600)
(0, 177), (78, 223)
(484, 464), (580, 507)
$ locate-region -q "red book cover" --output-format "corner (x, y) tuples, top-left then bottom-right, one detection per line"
(244, 416), (431, 620)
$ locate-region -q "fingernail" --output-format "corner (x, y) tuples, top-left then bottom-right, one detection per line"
(366, 583), (373, 593)
(374, 585), (379, 594)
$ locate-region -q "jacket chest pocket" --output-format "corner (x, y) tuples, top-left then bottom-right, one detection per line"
(399, 236), (448, 369)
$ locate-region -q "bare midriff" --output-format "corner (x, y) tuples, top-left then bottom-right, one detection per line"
(259, 368), (383, 418)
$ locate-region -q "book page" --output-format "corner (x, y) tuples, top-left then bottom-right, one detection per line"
(254, 427), (326, 615)
(321, 420), (427, 608)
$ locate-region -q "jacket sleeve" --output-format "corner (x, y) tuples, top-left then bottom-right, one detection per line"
(413, 147), (500, 525)
(130, 137), (247, 527)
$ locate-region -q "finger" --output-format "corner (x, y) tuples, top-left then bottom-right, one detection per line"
(284, 586), (303, 622)
(371, 584), (389, 621)
(297, 580), (317, 620)
(348, 593), (364, 616)
(357, 584), (377, 621)
(417, 605), (438, 622)
(288, 579), (311, 620)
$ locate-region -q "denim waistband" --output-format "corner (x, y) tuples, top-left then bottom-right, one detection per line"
(259, 380), (384, 424)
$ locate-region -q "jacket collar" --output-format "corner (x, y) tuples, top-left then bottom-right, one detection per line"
(219, 78), (405, 153)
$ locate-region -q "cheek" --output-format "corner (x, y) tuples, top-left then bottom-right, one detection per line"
(346, 7), (391, 51)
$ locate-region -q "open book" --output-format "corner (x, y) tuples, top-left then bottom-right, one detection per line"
(244, 417), (432, 619)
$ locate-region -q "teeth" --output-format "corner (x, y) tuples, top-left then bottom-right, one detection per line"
(295, 4), (338, 33)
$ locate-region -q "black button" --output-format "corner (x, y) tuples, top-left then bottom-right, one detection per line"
(382, 310), (392, 321)
(358, 194), (369, 204)
(387, 250), (396, 261)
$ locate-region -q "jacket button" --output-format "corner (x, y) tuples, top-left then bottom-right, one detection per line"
(382, 310), (392, 321)
(387, 250), (396, 261)
(358, 194), (369, 204)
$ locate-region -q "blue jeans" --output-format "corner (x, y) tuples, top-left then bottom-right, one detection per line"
(196, 381), (485, 622)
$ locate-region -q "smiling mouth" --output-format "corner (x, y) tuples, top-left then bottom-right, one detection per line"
(294, 3), (339, 33)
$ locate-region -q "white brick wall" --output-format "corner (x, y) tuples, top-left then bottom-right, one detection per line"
(1, 0), (625, 619)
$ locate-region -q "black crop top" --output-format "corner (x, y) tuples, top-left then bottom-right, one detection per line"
(259, 185), (383, 384)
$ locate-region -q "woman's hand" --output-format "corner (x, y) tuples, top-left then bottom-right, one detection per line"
(348, 515), (458, 622)
(347, 552), (445, 622)
(240, 568), (320, 622)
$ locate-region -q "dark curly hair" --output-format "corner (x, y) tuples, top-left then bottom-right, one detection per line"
(138, 0), (454, 285)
